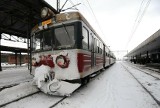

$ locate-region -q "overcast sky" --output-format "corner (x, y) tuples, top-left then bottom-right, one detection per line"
(45, 0), (160, 58)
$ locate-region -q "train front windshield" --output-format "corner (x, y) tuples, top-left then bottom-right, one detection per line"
(32, 25), (75, 52)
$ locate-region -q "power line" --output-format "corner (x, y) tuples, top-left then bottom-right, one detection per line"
(68, 0), (79, 10)
(68, 0), (105, 39)
(126, 0), (151, 49)
(135, 0), (146, 23)
(85, 0), (105, 38)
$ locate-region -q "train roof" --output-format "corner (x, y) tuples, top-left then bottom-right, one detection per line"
(32, 11), (113, 55)
(126, 29), (160, 57)
(33, 12), (107, 46)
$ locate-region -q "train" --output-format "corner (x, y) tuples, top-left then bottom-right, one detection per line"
(31, 7), (116, 96)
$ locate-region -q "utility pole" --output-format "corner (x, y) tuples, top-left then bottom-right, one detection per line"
(57, 0), (60, 13)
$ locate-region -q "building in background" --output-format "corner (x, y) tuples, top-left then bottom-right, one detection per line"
(1, 53), (28, 64)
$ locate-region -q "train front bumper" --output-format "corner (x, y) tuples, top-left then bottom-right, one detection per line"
(39, 79), (81, 96)
(33, 65), (81, 96)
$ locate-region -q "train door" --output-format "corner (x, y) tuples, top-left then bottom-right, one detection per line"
(91, 36), (96, 67)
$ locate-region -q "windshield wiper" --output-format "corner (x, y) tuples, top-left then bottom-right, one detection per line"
(62, 23), (72, 41)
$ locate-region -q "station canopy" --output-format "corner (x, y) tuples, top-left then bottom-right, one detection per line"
(126, 29), (160, 57)
(0, 0), (58, 39)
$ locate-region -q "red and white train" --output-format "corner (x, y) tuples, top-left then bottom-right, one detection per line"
(31, 7), (116, 96)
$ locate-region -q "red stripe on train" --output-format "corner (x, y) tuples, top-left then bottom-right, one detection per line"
(77, 53), (91, 73)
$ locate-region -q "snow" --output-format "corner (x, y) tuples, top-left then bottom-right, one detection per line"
(55, 61), (159, 108)
(0, 67), (33, 87)
(3, 92), (63, 108)
(126, 62), (160, 79)
(1, 61), (160, 108)
(0, 82), (39, 106)
(33, 65), (81, 96)
(47, 81), (80, 96)
(122, 62), (160, 102)
(1, 63), (27, 68)
(34, 65), (51, 88)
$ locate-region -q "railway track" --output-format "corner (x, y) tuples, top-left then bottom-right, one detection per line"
(125, 62), (160, 80)
(0, 82), (40, 107)
(0, 84), (19, 92)
(49, 96), (67, 108)
(0, 84), (75, 108)
(0, 81), (80, 108)
(0, 68), (104, 108)
(0, 80), (32, 92)
(0, 91), (40, 108)
(121, 63), (160, 107)
(127, 62), (160, 74)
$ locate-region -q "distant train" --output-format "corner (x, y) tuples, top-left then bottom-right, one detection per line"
(31, 7), (116, 96)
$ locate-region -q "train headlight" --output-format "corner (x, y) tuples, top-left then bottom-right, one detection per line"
(41, 7), (55, 19)
(41, 7), (48, 18)
(56, 55), (70, 68)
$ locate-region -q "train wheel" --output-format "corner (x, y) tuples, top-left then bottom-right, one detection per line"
(81, 76), (90, 85)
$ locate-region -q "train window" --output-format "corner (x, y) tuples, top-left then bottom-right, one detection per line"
(43, 30), (52, 50)
(94, 38), (97, 52)
(100, 42), (102, 54)
(101, 43), (103, 54)
(32, 29), (53, 51)
(32, 29), (52, 51)
(33, 33), (41, 51)
(97, 40), (99, 53)
(55, 25), (75, 49)
(82, 27), (89, 50)
(89, 33), (92, 51)
(91, 36), (94, 51)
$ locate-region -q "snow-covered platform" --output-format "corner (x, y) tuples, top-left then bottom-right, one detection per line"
(0, 61), (160, 108)
(0, 67), (33, 88)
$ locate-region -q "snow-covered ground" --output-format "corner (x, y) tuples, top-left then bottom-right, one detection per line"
(1, 63), (27, 68)
(122, 62), (160, 103)
(55, 61), (159, 108)
(1, 61), (160, 108)
(0, 67), (33, 87)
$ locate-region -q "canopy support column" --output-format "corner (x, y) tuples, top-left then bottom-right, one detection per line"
(15, 52), (17, 66)
(0, 33), (2, 71)
(20, 52), (22, 66)
(27, 14), (32, 75)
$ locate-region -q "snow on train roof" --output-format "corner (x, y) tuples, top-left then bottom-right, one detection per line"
(32, 12), (109, 49)
(32, 12), (86, 32)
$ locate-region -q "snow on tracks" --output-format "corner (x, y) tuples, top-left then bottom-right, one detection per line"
(121, 62), (160, 107)
(0, 82), (40, 107)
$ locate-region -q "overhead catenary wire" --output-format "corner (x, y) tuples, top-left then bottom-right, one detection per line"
(126, 0), (151, 49)
(60, 0), (107, 42)
(68, 0), (79, 10)
(85, 0), (105, 38)
(59, 0), (80, 12)
(67, 0), (105, 37)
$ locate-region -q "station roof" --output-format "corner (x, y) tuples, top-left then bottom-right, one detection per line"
(1, 45), (28, 53)
(0, 0), (58, 39)
(126, 29), (160, 57)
